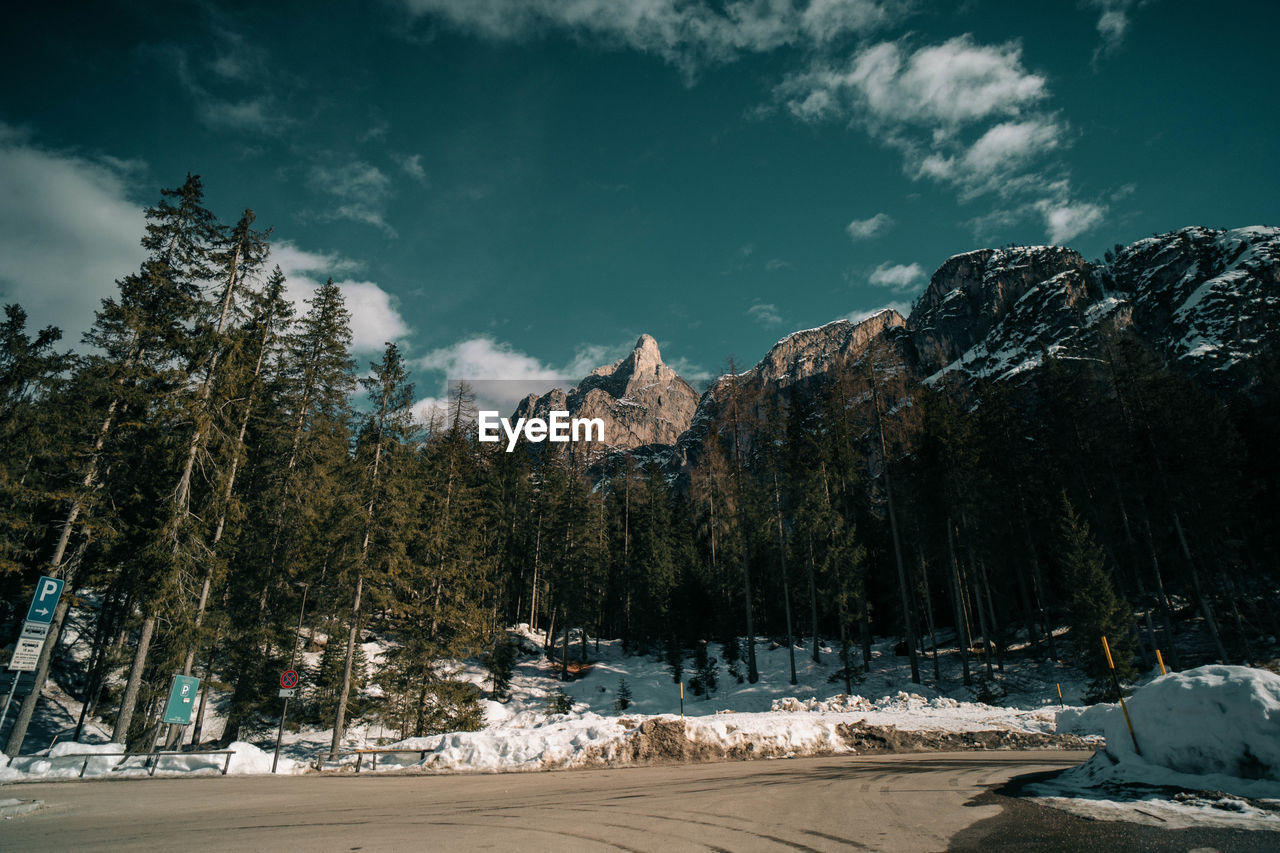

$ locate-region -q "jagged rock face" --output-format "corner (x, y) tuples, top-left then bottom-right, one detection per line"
(680, 309), (905, 457)
(923, 226), (1280, 390)
(1110, 226), (1280, 384)
(514, 334), (700, 451)
(907, 246), (1092, 376)
(528, 225), (1276, 478)
(711, 308), (906, 397)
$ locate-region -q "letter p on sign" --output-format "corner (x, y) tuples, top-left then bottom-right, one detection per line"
(25, 575), (65, 625)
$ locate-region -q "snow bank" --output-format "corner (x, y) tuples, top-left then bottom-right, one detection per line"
(1049, 665), (1280, 798)
(1107, 665), (1280, 784)
(373, 713), (629, 772)
(0, 740), (302, 781)
(1030, 665), (1280, 830)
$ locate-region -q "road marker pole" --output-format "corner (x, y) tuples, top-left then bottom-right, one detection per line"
(679, 681), (684, 720)
(1101, 635), (1141, 756)
(1056, 683), (1063, 708)
(0, 676), (19, 730)
(1155, 649), (1166, 675)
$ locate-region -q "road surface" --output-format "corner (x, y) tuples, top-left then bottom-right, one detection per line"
(3, 750), (1274, 851)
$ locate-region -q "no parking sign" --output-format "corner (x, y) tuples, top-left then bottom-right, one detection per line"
(279, 669), (299, 697)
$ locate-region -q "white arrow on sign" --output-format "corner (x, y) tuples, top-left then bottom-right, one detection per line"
(35, 607), (50, 616)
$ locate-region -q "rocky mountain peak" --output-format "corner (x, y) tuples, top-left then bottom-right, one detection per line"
(516, 333), (700, 452)
(907, 244), (1091, 376)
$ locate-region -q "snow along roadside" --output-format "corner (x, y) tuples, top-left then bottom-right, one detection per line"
(321, 693), (1097, 775)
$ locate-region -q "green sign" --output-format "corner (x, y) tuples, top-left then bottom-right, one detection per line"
(161, 674), (200, 725)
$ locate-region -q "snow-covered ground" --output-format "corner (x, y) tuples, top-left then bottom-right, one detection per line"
(1030, 665), (1280, 831)
(6, 625), (1280, 834)
(4, 626), (1091, 780)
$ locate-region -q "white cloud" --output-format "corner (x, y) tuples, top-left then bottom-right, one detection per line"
(747, 302), (784, 326)
(846, 300), (911, 323)
(270, 241), (363, 279)
(773, 35), (1111, 241)
(779, 36), (1047, 129)
(396, 153), (428, 182)
(0, 125), (145, 342)
(169, 45), (289, 135)
(868, 261), (925, 292)
(563, 341), (633, 378)
(917, 118), (1063, 198)
(417, 336), (552, 380)
(342, 282), (412, 352)
(1036, 198), (1106, 243)
(399, 0), (903, 73)
(272, 240), (410, 352)
(774, 37), (1060, 204)
(1085, 1), (1146, 61)
(207, 29), (268, 82)
(308, 161), (396, 236)
(846, 212), (894, 240)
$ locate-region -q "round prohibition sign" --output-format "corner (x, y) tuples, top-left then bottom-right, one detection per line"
(280, 669), (299, 689)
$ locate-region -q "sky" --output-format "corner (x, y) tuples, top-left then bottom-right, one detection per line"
(1, 0), (1276, 412)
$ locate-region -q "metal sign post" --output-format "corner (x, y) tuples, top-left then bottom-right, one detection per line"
(159, 674), (200, 749)
(273, 582), (309, 774)
(272, 670), (300, 774)
(3, 577), (66, 730)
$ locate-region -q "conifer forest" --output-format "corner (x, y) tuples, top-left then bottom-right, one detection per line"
(2, 176), (1277, 758)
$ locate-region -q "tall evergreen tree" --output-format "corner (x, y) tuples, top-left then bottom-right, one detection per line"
(1059, 496), (1137, 701)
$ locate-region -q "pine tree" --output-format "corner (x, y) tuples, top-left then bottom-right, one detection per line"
(482, 633), (517, 701)
(613, 678), (633, 712)
(330, 342), (417, 758)
(1059, 496), (1137, 701)
(8, 176), (220, 755)
(0, 304), (71, 576)
(690, 641), (718, 698)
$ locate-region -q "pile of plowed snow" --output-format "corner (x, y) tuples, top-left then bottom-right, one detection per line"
(1030, 665), (1280, 830)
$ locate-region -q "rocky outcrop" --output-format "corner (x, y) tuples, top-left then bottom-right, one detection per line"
(906, 246), (1092, 376)
(920, 226), (1280, 390)
(678, 309), (906, 459)
(513, 334), (700, 452)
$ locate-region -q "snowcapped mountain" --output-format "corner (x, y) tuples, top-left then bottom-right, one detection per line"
(545, 225), (1277, 469)
(920, 226), (1280, 391)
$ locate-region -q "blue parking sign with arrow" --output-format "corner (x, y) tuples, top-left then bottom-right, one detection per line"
(24, 576), (64, 625)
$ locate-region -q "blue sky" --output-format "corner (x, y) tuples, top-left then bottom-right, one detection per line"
(1, 1), (1275, 410)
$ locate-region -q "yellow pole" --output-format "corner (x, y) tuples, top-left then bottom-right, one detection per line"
(1102, 635), (1141, 756)
(679, 681), (684, 720)
(1056, 683), (1063, 708)
(1155, 649), (1166, 675)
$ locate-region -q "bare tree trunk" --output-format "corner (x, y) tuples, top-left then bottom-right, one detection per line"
(773, 472), (797, 685)
(1172, 510), (1229, 663)
(946, 519), (972, 686)
(329, 574), (363, 760)
(1139, 505), (1179, 669)
(917, 545), (942, 683)
(871, 371), (918, 683)
(111, 615), (155, 745)
(806, 535), (820, 664)
(727, 364), (758, 683)
(330, 371), (391, 759)
(1018, 493), (1057, 659)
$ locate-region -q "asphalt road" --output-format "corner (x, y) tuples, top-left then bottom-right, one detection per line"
(2, 750), (1274, 851)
